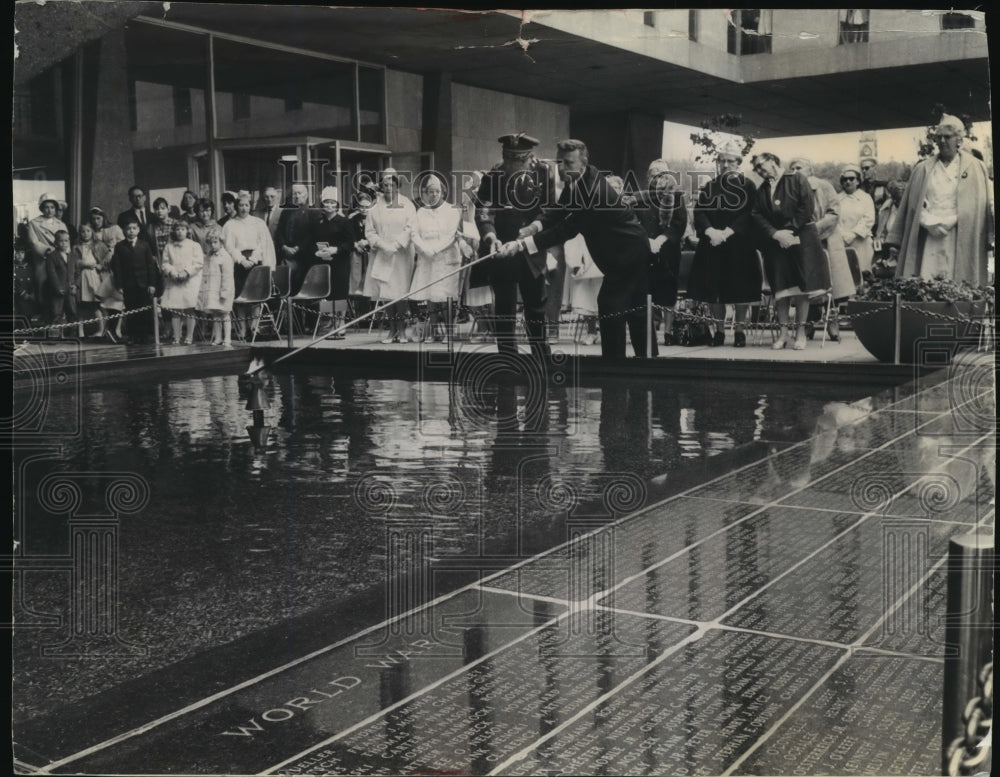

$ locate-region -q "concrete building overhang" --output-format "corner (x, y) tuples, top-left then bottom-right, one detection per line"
(14, 3), (992, 137)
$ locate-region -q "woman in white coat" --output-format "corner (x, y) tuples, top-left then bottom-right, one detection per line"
(364, 168), (416, 343)
(409, 175), (465, 341)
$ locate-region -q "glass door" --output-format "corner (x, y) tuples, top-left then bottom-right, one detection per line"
(312, 141), (391, 207)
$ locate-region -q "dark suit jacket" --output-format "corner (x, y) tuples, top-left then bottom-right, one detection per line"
(45, 250), (78, 296)
(256, 206), (285, 239)
(111, 238), (162, 296)
(116, 207), (155, 232)
(275, 206), (316, 265)
(533, 164), (648, 277)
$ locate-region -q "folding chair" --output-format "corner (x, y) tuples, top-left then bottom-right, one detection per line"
(271, 265), (292, 334)
(288, 264), (331, 337)
(232, 266), (274, 344)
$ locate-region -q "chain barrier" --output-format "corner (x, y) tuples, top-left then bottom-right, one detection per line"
(11, 305), (155, 336)
(945, 661), (993, 776)
(15, 297), (992, 339)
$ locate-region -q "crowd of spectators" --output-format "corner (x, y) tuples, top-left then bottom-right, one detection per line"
(14, 113), (993, 355)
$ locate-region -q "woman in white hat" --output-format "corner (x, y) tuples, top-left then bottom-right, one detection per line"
(408, 174), (467, 342)
(364, 168), (416, 343)
(26, 193), (69, 315)
(836, 163), (876, 274)
(313, 186), (357, 338)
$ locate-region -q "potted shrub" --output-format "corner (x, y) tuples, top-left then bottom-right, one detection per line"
(848, 274), (993, 363)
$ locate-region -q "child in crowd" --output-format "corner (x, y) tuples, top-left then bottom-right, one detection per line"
(160, 220), (205, 344)
(45, 230), (78, 337)
(110, 218), (161, 345)
(197, 227), (235, 346)
(72, 223), (108, 338)
(14, 240), (37, 323)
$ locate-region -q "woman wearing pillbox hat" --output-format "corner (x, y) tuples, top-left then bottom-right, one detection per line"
(408, 174), (469, 342)
(313, 186), (356, 338)
(365, 168), (416, 343)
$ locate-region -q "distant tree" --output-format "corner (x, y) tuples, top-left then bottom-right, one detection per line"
(689, 114), (756, 165)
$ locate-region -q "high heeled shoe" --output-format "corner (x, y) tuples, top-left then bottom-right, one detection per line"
(771, 334), (790, 350)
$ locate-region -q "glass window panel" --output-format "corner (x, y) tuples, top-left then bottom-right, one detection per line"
(358, 66), (386, 145)
(213, 38), (356, 140)
(13, 63), (74, 228)
(221, 146), (297, 208)
(125, 22), (208, 196)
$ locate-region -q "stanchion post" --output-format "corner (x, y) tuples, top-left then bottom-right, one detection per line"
(152, 296), (160, 346)
(286, 291), (294, 349)
(941, 530), (994, 775)
(893, 292), (902, 364)
(447, 296), (454, 358)
(646, 294), (653, 359)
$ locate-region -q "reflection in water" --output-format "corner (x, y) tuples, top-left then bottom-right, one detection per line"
(18, 370), (881, 715)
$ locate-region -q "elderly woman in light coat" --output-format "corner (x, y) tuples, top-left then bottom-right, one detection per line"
(886, 114), (993, 285)
(364, 168), (416, 343)
(836, 163), (876, 274)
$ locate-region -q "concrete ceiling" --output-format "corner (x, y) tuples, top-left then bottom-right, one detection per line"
(14, 3), (992, 137)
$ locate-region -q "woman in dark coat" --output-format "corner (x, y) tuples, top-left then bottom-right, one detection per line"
(630, 159), (688, 346)
(751, 151), (830, 351)
(313, 186), (357, 338)
(689, 140), (762, 347)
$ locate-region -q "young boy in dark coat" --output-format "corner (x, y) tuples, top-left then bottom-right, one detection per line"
(111, 217), (162, 344)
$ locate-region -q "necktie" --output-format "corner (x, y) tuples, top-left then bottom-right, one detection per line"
(138, 210), (145, 225)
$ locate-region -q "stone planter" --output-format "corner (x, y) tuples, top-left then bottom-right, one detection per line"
(848, 300), (987, 363)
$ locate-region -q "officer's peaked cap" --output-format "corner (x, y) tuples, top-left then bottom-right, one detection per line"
(498, 133), (540, 151)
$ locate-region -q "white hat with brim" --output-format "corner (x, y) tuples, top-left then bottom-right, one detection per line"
(38, 193), (60, 211)
(320, 186), (340, 204)
(936, 114), (965, 135)
(718, 140), (743, 160)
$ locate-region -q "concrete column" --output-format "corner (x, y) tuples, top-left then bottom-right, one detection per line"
(82, 29), (135, 213)
(421, 71), (452, 175)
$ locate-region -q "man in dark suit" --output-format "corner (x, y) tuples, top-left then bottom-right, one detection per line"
(474, 133), (554, 358)
(116, 185), (154, 232)
(257, 187), (284, 239)
(505, 139), (656, 359)
(111, 216), (162, 344)
(275, 183), (316, 295)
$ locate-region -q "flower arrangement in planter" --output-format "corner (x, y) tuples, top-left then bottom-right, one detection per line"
(848, 274), (993, 363)
(861, 273), (994, 304)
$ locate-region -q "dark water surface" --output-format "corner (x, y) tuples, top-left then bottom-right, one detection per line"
(14, 369), (885, 722)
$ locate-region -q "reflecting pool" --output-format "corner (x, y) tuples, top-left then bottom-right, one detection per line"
(14, 368), (889, 721)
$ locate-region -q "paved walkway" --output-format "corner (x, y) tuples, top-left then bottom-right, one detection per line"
(15, 353), (995, 776)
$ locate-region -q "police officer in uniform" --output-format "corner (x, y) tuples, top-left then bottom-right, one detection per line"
(475, 133), (554, 359)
